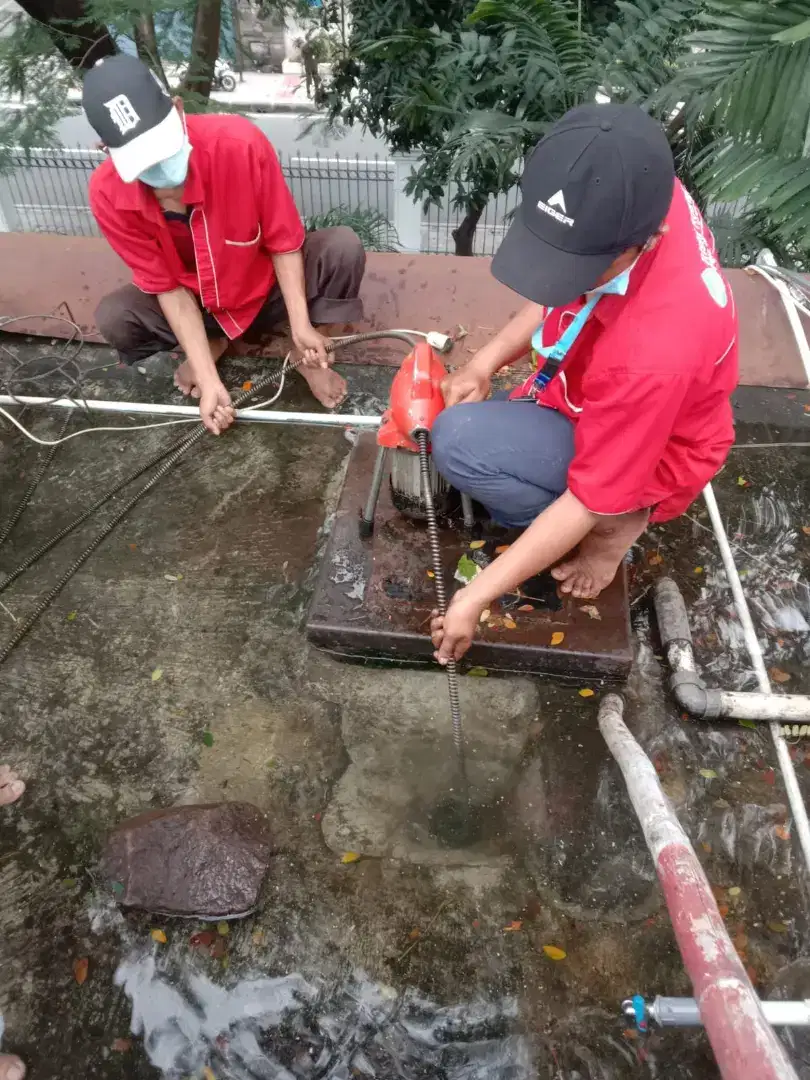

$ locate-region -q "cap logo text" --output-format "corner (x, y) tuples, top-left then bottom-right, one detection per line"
(104, 94), (140, 136)
(537, 189), (574, 227)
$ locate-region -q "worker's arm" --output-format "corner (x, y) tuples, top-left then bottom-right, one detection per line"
(271, 249), (330, 367)
(430, 491), (597, 662)
(442, 302), (545, 406)
(157, 287), (234, 436)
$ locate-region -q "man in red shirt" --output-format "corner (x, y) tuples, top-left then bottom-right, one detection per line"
(82, 55), (365, 434)
(430, 103), (738, 664)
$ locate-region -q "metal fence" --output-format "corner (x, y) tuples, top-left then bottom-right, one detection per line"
(0, 145), (521, 255)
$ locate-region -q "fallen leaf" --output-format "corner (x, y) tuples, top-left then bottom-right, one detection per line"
(718, 904), (729, 918)
(408, 928), (421, 940)
(503, 616), (517, 630)
(550, 631), (565, 646)
(542, 945), (567, 961)
(764, 768), (776, 786)
(775, 824), (791, 841)
(746, 964), (758, 984)
(467, 667), (488, 677)
(129, 543), (137, 551)
(503, 920), (522, 932)
(479, 609), (491, 624)
(580, 604), (601, 620)
(803, 526), (810, 536)
(151, 929), (167, 944)
(770, 667), (791, 683)
(455, 554), (480, 584)
(111, 881), (124, 896)
(426, 570), (435, 578)
(494, 544), (511, 554)
(694, 566), (704, 574)
(469, 540), (486, 550)
(768, 921), (789, 934)
(472, 919), (480, 929)
(164, 574), (179, 582)
(578, 688), (595, 698)
(61, 877), (78, 888)
(217, 921), (230, 937)
(203, 1068), (216, 1080)
(647, 552), (664, 566)
(728, 886), (741, 897)
(111, 1038), (131, 1053)
(73, 957), (89, 985)
(738, 719), (757, 730)
(210, 937), (227, 960)
(151, 667), (163, 682)
(737, 476), (749, 487)
(242, 381), (253, 392)
(252, 929), (266, 946)
(341, 851), (362, 864)
(202, 730), (214, 747)
(190, 931), (215, 948)
(701, 841), (712, 853)
(623, 1028), (638, 1042)
(66, 611), (77, 622)
(699, 768), (718, 779)
(518, 604), (534, 612)
(733, 931), (749, 952)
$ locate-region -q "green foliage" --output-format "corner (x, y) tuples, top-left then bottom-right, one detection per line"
(668, 0), (810, 262)
(305, 205), (397, 251)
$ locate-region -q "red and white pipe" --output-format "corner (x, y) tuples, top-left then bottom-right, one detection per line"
(599, 693), (798, 1080)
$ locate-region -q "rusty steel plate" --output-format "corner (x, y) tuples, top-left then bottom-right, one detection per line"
(0, 234), (806, 387)
(306, 434), (633, 681)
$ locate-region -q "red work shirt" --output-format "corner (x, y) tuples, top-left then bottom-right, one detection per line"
(513, 180), (738, 522)
(89, 113), (305, 339)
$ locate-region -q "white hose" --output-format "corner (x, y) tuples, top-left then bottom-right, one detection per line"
(749, 265), (810, 385)
(703, 482), (810, 874)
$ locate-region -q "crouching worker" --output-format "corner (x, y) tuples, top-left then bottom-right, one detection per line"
(82, 55), (365, 435)
(430, 103), (738, 664)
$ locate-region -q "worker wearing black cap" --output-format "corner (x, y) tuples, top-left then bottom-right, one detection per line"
(431, 103), (738, 665)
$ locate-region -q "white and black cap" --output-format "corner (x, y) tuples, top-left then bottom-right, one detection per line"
(492, 103), (675, 306)
(82, 54), (185, 183)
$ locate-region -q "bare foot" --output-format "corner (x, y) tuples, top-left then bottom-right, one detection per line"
(551, 510), (649, 599)
(299, 365), (347, 410)
(0, 765), (25, 806)
(0, 1055), (25, 1080)
(173, 358), (200, 398)
(173, 339), (229, 400)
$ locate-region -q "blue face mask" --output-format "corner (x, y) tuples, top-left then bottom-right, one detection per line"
(138, 140), (192, 189)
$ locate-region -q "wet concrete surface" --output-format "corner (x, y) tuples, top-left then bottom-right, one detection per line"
(2, 340), (810, 1077)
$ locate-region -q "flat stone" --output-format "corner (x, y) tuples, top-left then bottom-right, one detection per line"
(101, 802), (273, 918)
(320, 667), (537, 865)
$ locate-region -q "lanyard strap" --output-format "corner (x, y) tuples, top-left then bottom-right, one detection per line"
(531, 292), (604, 363)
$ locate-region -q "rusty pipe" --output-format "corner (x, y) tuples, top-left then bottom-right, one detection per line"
(599, 693), (799, 1080)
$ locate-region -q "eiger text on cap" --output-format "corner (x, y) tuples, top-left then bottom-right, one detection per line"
(492, 103), (675, 307)
(82, 54), (185, 183)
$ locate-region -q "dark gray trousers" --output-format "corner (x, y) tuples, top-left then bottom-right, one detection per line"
(94, 226), (366, 365)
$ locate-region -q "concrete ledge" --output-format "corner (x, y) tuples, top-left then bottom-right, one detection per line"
(0, 233), (806, 387)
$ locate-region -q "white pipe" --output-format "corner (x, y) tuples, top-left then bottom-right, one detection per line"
(703, 482), (810, 875)
(715, 691), (810, 722)
(0, 394), (382, 429)
(651, 997), (810, 1028)
(749, 265), (810, 386)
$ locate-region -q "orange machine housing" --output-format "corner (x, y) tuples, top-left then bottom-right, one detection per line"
(377, 342), (448, 451)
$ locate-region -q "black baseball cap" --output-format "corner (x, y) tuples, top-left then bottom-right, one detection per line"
(82, 54), (185, 183)
(492, 103), (675, 306)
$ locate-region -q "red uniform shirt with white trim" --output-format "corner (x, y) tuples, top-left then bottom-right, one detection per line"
(512, 180), (738, 522)
(89, 113), (305, 340)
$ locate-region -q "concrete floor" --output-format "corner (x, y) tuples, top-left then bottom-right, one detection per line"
(2, 343), (810, 1078)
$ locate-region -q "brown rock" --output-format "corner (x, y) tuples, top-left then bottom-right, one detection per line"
(101, 803), (272, 918)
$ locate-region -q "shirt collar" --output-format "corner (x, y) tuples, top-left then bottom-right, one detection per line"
(590, 234), (664, 325)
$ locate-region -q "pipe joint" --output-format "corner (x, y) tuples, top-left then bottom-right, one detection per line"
(669, 670), (722, 720)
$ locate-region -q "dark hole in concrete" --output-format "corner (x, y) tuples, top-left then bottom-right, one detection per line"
(428, 795), (496, 848)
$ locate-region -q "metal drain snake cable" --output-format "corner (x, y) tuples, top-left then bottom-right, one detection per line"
(416, 429), (468, 795)
(0, 330), (418, 663)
